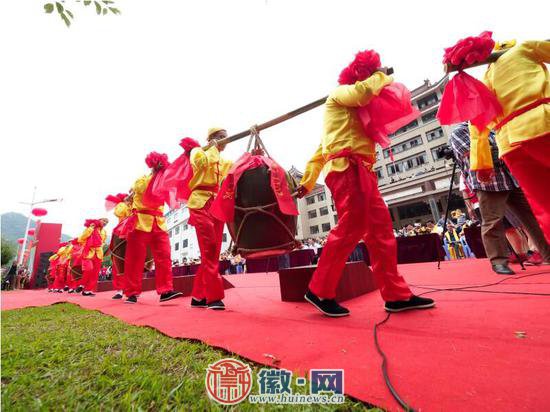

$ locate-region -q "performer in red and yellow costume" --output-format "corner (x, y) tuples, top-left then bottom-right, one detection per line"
(468, 40), (550, 242)
(186, 128), (232, 310)
(47, 247), (61, 292)
(52, 242), (71, 292)
(76, 218), (108, 296)
(298, 50), (435, 316)
(105, 193), (131, 299)
(116, 152), (182, 304)
(65, 238), (81, 293)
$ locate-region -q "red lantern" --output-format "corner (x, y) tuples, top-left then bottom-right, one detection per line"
(32, 208), (48, 217)
(17, 238), (25, 245)
(27, 228), (36, 236)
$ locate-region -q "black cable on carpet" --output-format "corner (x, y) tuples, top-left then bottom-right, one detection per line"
(373, 271), (550, 411)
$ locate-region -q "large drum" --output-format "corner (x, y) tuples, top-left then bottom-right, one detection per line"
(109, 234), (153, 276)
(70, 257), (83, 281)
(228, 164), (298, 259)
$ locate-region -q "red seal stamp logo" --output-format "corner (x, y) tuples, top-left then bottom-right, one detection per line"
(205, 358), (253, 405)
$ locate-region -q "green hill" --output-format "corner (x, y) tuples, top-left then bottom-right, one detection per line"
(1, 212), (72, 243)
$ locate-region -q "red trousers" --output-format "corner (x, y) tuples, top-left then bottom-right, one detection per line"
(310, 165), (412, 301)
(111, 260), (124, 291)
(123, 221), (173, 297)
(53, 264), (68, 290)
(189, 199), (225, 303)
(81, 257), (102, 292)
(503, 136), (550, 243)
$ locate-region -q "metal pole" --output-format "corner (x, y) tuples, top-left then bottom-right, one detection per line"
(438, 162), (457, 269)
(18, 186), (36, 266)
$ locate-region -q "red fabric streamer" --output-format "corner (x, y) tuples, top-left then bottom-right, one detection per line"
(357, 82), (420, 149)
(338, 50), (381, 85)
(437, 71), (502, 129)
(105, 193), (128, 211)
(437, 31), (502, 129)
(147, 138), (201, 209)
(142, 152), (171, 209)
(210, 153), (298, 223)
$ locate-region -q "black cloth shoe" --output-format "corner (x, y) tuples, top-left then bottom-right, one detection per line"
(63, 286), (69, 291)
(68, 289), (75, 294)
(191, 298), (207, 308)
(207, 300), (225, 310)
(385, 295), (435, 313)
(304, 290), (350, 317)
(75, 286), (84, 293)
(125, 295), (137, 304)
(159, 291), (184, 302)
(82, 291), (96, 297)
(112, 293), (123, 300)
(492, 264), (515, 275)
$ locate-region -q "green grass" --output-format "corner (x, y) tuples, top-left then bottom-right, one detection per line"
(1, 303), (378, 411)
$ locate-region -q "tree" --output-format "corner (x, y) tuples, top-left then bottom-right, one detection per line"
(1, 237), (17, 267)
(43, 0), (120, 27)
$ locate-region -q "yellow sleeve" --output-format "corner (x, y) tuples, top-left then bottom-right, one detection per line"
(469, 125), (494, 171)
(133, 175), (150, 195)
(190, 147), (209, 171)
(300, 144), (326, 192)
(220, 158), (233, 179)
(114, 202), (130, 219)
(330, 72), (392, 107)
(49, 254), (58, 261)
(526, 40), (550, 63)
(78, 226), (94, 244)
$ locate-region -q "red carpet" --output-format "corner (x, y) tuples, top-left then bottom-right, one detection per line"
(3, 259), (550, 411)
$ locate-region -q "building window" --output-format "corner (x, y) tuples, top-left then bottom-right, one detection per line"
(183, 224), (188, 231)
(317, 193), (326, 202)
(182, 239), (188, 248)
(169, 230), (173, 238)
(310, 225), (319, 235)
(222, 233), (227, 242)
(334, 215), (339, 225)
(383, 135), (423, 158)
(386, 152), (428, 176)
(426, 126), (444, 141)
(391, 119), (419, 136)
(421, 110), (437, 123)
(417, 93), (439, 110)
(175, 242), (179, 251)
(306, 196), (315, 205)
(321, 222), (331, 232)
(331, 204), (336, 212)
(308, 210), (317, 219)
(375, 168), (383, 179)
(319, 206), (329, 216)
(175, 226), (180, 235)
(431, 144), (448, 161)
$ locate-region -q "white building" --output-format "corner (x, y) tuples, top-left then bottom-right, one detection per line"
(165, 206), (231, 263)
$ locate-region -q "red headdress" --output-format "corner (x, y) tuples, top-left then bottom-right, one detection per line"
(105, 193), (129, 212)
(58, 242), (68, 248)
(338, 50), (381, 85)
(437, 31), (502, 129)
(142, 151), (172, 208)
(70, 238), (80, 246)
(84, 219), (105, 228)
(179, 137), (200, 155)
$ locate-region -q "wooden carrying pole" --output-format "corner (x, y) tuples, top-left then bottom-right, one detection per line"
(205, 67), (394, 149)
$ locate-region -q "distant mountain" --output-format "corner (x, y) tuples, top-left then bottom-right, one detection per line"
(1, 212), (72, 243)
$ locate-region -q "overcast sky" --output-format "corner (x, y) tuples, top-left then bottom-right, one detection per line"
(1, 0), (549, 237)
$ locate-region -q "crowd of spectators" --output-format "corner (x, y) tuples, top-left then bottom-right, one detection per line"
(1, 263), (30, 290)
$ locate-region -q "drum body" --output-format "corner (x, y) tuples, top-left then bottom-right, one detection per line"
(70, 259), (83, 281)
(109, 234), (153, 275)
(228, 165), (298, 259)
